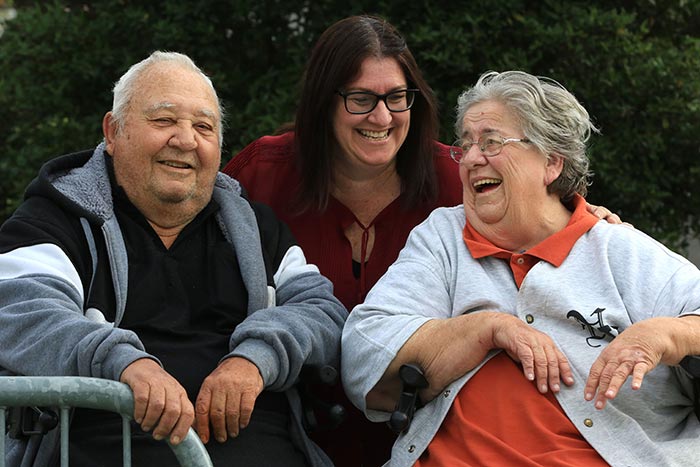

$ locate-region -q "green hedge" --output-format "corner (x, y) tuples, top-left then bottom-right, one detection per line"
(1, 0), (699, 249)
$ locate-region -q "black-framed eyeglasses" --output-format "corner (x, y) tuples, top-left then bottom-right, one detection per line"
(449, 132), (531, 163)
(336, 89), (419, 114)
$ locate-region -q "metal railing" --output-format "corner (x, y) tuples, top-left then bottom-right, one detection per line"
(0, 376), (213, 467)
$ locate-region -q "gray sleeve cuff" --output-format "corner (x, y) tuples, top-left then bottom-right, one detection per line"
(224, 338), (281, 388)
(98, 342), (160, 381)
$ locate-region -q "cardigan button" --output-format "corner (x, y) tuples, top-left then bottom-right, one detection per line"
(408, 445), (416, 453)
(525, 314), (534, 324)
(584, 418), (594, 427)
(443, 389), (451, 398)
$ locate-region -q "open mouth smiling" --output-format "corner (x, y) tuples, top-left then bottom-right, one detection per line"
(160, 160), (193, 169)
(358, 129), (390, 141)
(473, 178), (502, 193)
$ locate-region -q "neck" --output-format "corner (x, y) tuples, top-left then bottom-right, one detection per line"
(150, 224), (183, 249)
(140, 204), (201, 249)
(474, 197), (572, 252)
(331, 162), (401, 225)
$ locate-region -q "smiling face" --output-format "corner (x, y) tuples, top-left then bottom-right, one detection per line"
(458, 100), (564, 232)
(332, 57), (411, 175)
(103, 62), (221, 227)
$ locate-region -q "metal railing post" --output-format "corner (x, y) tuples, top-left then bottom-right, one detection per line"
(0, 377), (213, 467)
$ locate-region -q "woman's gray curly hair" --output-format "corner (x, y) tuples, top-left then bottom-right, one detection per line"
(109, 51), (225, 147)
(455, 70), (598, 200)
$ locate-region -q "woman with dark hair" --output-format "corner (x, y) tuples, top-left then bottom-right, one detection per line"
(223, 15), (618, 467)
(223, 17), (458, 464)
(224, 16), (458, 313)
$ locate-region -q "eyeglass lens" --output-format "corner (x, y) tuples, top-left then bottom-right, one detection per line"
(344, 90), (415, 114)
(450, 134), (507, 161)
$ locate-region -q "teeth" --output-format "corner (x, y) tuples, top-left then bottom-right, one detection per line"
(473, 178), (502, 188)
(162, 161), (191, 169)
(359, 129), (389, 139)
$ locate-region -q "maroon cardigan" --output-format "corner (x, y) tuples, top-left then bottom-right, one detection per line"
(223, 131), (463, 311)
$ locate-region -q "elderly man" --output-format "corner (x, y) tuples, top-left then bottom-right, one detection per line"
(342, 71), (700, 466)
(0, 51), (347, 466)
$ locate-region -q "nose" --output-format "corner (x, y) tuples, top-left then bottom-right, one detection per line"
(461, 143), (487, 168)
(367, 99), (392, 126)
(168, 121), (198, 151)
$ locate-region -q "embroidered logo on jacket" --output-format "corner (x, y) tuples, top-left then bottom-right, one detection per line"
(566, 307), (619, 347)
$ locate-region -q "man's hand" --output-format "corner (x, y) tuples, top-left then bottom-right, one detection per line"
(194, 357), (264, 444)
(120, 358), (194, 445)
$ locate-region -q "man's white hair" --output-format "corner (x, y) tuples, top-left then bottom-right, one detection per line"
(109, 51), (225, 146)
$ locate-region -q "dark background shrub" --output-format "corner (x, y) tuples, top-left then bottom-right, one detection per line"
(1, 0), (698, 253)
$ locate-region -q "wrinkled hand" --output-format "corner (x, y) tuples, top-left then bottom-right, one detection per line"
(194, 357), (264, 444)
(586, 202), (622, 225)
(491, 314), (574, 394)
(120, 358), (194, 445)
(584, 318), (679, 409)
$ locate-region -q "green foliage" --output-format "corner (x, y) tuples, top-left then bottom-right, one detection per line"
(1, 0), (699, 249)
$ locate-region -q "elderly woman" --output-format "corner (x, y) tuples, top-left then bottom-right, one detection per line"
(342, 70), (700, 466)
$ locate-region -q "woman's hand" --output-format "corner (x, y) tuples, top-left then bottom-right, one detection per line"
(586, 203), (623, 224)
(370, 312), (575, 410)
(490, 313), (574, 394)
(584, 317), (690, 409)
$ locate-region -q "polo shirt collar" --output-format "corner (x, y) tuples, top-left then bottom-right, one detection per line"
(462, 194), (599, 286)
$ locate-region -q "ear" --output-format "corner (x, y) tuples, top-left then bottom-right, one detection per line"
(102, 112), (117, 155)
(543, 153), (564, 187)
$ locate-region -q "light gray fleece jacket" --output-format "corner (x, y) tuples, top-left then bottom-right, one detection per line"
(342, 205), (700, 467)
(0, 144), (347, 466)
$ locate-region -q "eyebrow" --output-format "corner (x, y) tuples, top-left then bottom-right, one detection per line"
(345, 85), (409, 93)
(145, 102), (175, 113)
(461, 127), (499, 139)
(145, 102), (217, 120)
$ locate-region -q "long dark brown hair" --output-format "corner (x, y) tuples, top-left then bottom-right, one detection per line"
(294, 15), (440, 212)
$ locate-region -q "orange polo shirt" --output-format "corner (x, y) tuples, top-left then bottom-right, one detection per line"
(416, 195), (609, 467)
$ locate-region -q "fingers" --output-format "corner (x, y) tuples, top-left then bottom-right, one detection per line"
(605, 213), (622, 224)
(210, 388), (232, 442)
(199, 389), (246, 442)
(120, 359), (194, 444)
(194, 386), (212, 444)
(129, 380), (149, 426)
(238, 390), (257, 429)
(530, 342), (551, 393)
(585, 348), (655, 409)
(544, 347), (575, 393)
(492, 316), (573, 393)
(521, 342), (571, 394)
(137, 382), (193, 444)
(557, 350), (575, 388)
(167, 393), (195, 445)
(140, 383), (165, 433)
(586, 203), (622, 224)
(595, 208), (622, 224)
(196, 383), (239, 444)
(151, 390), (194, 444)
(194, 357), (264, 444)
